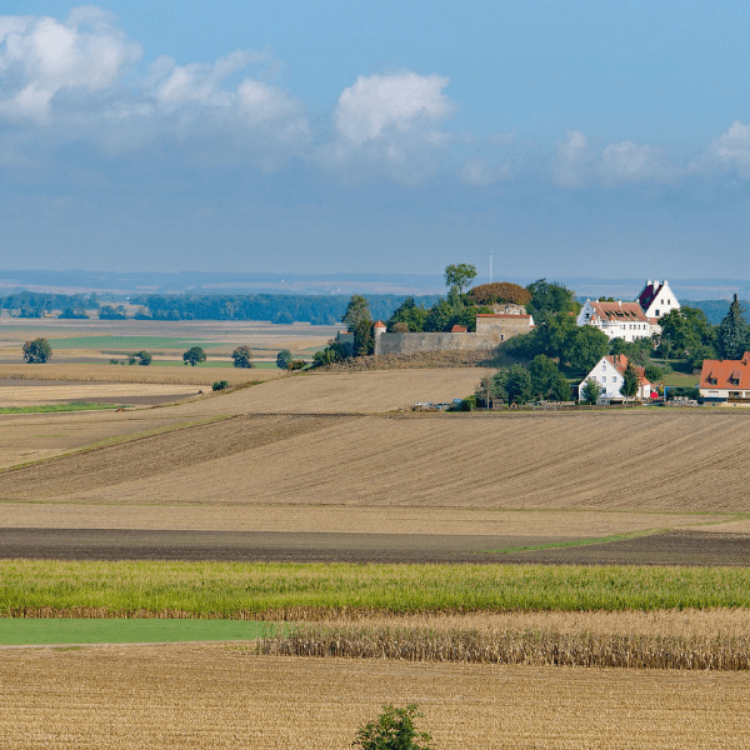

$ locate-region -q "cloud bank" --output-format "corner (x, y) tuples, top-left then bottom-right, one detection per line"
(0, 6), (747, 190)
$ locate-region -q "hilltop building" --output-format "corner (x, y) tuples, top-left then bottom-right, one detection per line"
(577, 279), (681, 341)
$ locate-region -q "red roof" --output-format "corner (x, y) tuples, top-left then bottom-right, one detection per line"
(700, 353), (750, 389)
(450, 324), (468, 332)
(373, 320), (386, 329)
(590, 301), (648, 322)
(605, 354), (651, 387)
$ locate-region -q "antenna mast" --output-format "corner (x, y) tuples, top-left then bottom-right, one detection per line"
(489, 251), (493, 284)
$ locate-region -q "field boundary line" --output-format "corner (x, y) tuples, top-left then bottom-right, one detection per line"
(0, 414), (234, 475)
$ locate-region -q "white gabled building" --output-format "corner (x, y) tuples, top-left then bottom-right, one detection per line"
(635, 279), (681, 335)
(576, 300), (651, 342)
(578, 354), (653, 403)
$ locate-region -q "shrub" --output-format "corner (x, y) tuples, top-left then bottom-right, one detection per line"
(22, 338), (52, 363)
(276, 349), (293, 369)
(288, 359), (307, 371)
(354, 704), (433, 750)
(183, 346), (207, 367)
(212, 380), (229, 391)
(460, 395), (477, 411)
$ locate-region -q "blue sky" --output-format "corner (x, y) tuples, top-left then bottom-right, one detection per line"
(1, 1), (749, 279)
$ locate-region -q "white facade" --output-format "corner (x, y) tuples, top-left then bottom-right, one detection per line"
(637, 280), (681, 322)
(576, 300), (651, 342)
(578, 355), (652, 403)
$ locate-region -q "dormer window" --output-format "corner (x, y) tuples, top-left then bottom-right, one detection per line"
(730, 378), (740, 386)
(708, 377), (718, 385)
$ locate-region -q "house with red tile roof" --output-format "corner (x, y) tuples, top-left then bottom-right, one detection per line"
(578, 354), (653, 403)
(699, 352), (750, 403)
(576, 300), (651, 342)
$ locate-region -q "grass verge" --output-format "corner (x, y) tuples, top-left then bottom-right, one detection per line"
(3, 560), (750, 616)
(0, 402), (123, 414)
(0, 618), (279, 645)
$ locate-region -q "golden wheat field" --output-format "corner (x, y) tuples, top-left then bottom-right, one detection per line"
(2, 403), (749, 513)
(0, 382), (201, 407)
(1, 647), (748, 749)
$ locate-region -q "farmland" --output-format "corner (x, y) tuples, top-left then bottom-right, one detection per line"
(1, 647), (748, 749)
(3, 324), (750, 747)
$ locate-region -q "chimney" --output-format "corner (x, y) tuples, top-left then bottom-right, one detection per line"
(647, 280), (652, 287)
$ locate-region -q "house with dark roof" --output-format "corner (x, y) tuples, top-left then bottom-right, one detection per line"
(699, 352), (750, 403)
(636, 280), (680, 325)
(578, 354), (654, 403)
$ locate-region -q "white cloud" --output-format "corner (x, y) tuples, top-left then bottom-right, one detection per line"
(600, 140), (668, 184)
(552, 130), (589, 187)
(334, 71), (453, 145)
(710, 120), (750, 179)
(0, 7), (141, 122)
(460, 158), (511, 186)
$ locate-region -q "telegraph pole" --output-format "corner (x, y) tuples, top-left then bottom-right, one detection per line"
(489, 251), (493, 284)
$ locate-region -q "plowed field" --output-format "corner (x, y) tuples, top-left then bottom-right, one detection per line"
(1, 648), (748, 749)
(2, 408), (749, 513)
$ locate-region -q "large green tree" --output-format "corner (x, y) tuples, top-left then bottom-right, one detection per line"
(232, 346), (254, 368)
(387, 296), (429, 332)
(526, 279), (579, 319)
(22, 338), (52, 363)
(276, 349), (293, 369)
(506, 364), (533, 404)
(443, 263), (477, 293)
(529, 354), (560, 399)
(343, 295), (373, 356)
(658, 307), (715, 360)
(567, 326), (610, 374)
(182, 346), (206, 367)
(717, 294), (750, 360)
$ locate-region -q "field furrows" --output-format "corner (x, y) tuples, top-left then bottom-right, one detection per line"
(3, 410), (748, 512)
(1, 648), (748, 749)
(0, 415), (346, 500)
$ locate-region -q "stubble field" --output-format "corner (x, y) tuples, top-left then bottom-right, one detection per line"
(1, 647), (748, 749)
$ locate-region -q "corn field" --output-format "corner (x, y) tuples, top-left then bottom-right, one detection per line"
(257, 623), (750, 671)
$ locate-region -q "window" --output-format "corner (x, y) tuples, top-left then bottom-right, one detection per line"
(612, 376), (617, 382)
(655, 309), (660, 317)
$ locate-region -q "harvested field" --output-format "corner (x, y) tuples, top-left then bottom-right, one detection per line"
(2, 528), (748, 565)
(3, 407), (750, 513)
(0, 381), (199, 407)
(0, 504), (721, 536)
(1, 647), (748, 748)
(0, 363), (282, 386)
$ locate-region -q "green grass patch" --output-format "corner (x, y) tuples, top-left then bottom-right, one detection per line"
(3, 560), (750, 615)
(0, 402), (122, 415)
(474, 528), (667, 555)
(0, 618), (278, 645)
(661, 371), (699, 387)
(149, 360), (278, 369)
(49, 336), (222, 351)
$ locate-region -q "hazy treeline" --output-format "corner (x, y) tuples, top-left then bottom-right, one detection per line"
(128, 293), (442, 324)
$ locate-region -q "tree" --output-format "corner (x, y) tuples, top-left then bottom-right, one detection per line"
(506, 364), (533, 404)
(581, 377), (602, 405)
(128, 350), (152, 366)
(387, 297), (429, 332)
(620, 360), (640, 401)
(468, 282), (531, 306)
(232, 345), (254, 368)
(658, 307), (715, 361)
(276, 349), (293, 369)
(183, 346), (206, 366)
(354, 704), (433, 750)
(443, 263), (477, 293)
(529, 354), (560, 399)
(550, 372), (572, 402)
(22, 338), (52, 364)
(717, 294), (750, 360)
(526, 279), (579, 319)
(567, 326), (609, 374)
(343, 295), (372, 332)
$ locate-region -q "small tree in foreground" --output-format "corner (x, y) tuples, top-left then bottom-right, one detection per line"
(620, 360), (640, 401)
(183, 346), (206, 367)
(581, 377), (602, 405)
(353, 704), (433, 750)
(22, 338), (52, 363)
(232, 345), (254, 368)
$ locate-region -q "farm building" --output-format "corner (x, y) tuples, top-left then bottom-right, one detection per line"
(578, 354), (654, 403)
(699, 352), (750, 404)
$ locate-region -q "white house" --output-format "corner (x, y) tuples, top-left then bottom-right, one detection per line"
(636, 280), (681, 335)
(578, 354), (653, 403)
(576, 300), (651, 342)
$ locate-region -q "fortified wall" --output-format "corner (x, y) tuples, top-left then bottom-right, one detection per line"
(372, 313), (534, 356)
